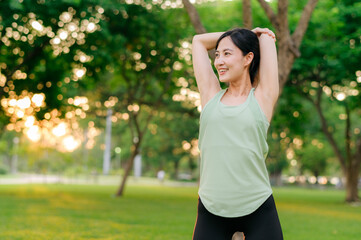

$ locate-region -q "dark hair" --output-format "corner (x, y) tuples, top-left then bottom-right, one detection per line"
(215, 28), (260, 84)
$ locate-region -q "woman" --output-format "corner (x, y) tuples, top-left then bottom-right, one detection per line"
(191, 28), (283, 240)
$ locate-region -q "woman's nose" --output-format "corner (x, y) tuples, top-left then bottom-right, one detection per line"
(215, 57), (224, 67)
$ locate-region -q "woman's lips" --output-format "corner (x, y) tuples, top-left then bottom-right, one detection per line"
(218, 69), (228, 75)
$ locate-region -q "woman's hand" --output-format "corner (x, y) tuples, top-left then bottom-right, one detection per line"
(252, 27), (276, 41)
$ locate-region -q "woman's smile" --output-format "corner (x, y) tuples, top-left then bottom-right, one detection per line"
(218, 68), (228, 75)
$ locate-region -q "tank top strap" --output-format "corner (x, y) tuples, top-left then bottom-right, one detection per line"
(216, 89), (227, 102)
(249, 88), (256, 98)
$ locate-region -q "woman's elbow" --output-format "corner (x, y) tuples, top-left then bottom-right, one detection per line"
(192, 34), (202, 44)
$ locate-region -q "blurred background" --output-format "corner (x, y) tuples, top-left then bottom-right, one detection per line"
(0, 0), (360, 202)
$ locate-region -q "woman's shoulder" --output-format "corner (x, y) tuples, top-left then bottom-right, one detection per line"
(201, 88), (225, 112)
(201, 87), (224, 109)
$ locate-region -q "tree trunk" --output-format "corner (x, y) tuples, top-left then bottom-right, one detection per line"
(345, 162), (360, 202)
(174, 160), (180, 179)
(242, 0), (252, 29)
(114, 55), (173, 196)
(115, 104), (157, 196)
(346, 137), (361, 202)
(116, 141), (140, 196)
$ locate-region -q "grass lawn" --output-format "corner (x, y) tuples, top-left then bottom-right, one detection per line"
(0, 183), (360, 240)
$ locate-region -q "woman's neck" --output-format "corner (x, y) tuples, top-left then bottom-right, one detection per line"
(227, 79), (252, 97)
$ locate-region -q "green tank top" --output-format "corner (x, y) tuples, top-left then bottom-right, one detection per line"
(198, 88), (272, 217)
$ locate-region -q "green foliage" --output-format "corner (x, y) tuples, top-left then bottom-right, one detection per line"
(93, 3), (188, 101)
(141, 106), (199, 178)
(0, 0), (109, 120)
(0, 165), (7, 174)
(196, 0), (277, 31)
(296, 135), (333, 177)
(1, 0), (360, 181)
(282, 0), (361, 183)
(197, 1), (243, 31)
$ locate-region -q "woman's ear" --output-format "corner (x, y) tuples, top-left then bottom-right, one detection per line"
(244, 52), (254, 67)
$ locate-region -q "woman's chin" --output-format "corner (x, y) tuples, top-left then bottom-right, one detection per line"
(219, 77), (230, 83)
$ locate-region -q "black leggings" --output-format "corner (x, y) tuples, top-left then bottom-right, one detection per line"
(192, 195), (283, 240)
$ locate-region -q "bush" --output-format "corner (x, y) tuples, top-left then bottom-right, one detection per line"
(0, 166), (7, 175)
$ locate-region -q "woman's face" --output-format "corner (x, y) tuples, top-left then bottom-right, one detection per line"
(214, 37), (250, 83)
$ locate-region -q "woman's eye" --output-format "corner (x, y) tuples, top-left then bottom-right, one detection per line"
(225, 52), (230, 56)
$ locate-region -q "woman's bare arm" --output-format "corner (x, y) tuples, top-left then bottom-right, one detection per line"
(253, 28), (279, 122)
(192, 33), (223, 108)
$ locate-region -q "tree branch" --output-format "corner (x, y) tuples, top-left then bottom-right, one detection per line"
(182, 0), (207, 34)
(292, 0), (319, 49)
(242, 0), (253, 29)
(257, 0), (278, 28)
(313, 87), (347, 170)
(287, 37), (301, 58)
(257, 0), (300, 57)
(182, 0), (216, 59)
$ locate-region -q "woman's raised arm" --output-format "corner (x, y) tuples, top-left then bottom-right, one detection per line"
(253, 28), (279, 122)
(192, 33), (222, 108)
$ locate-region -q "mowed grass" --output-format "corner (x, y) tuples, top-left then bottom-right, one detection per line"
(0, 184), (360, 240)
(274, 187), (361, 240)
(0, 184), (198, 240)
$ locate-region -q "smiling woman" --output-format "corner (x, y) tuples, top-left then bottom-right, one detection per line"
(191, 28), (282, 240)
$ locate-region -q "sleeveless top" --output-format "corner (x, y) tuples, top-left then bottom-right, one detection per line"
(198, 88), (272, 217)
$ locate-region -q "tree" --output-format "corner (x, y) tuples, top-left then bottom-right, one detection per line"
(81, 2), (191, 196)
(0, 1), (199, 194)
(0, 0), (121, 174)
(291, 0), (361, 202)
